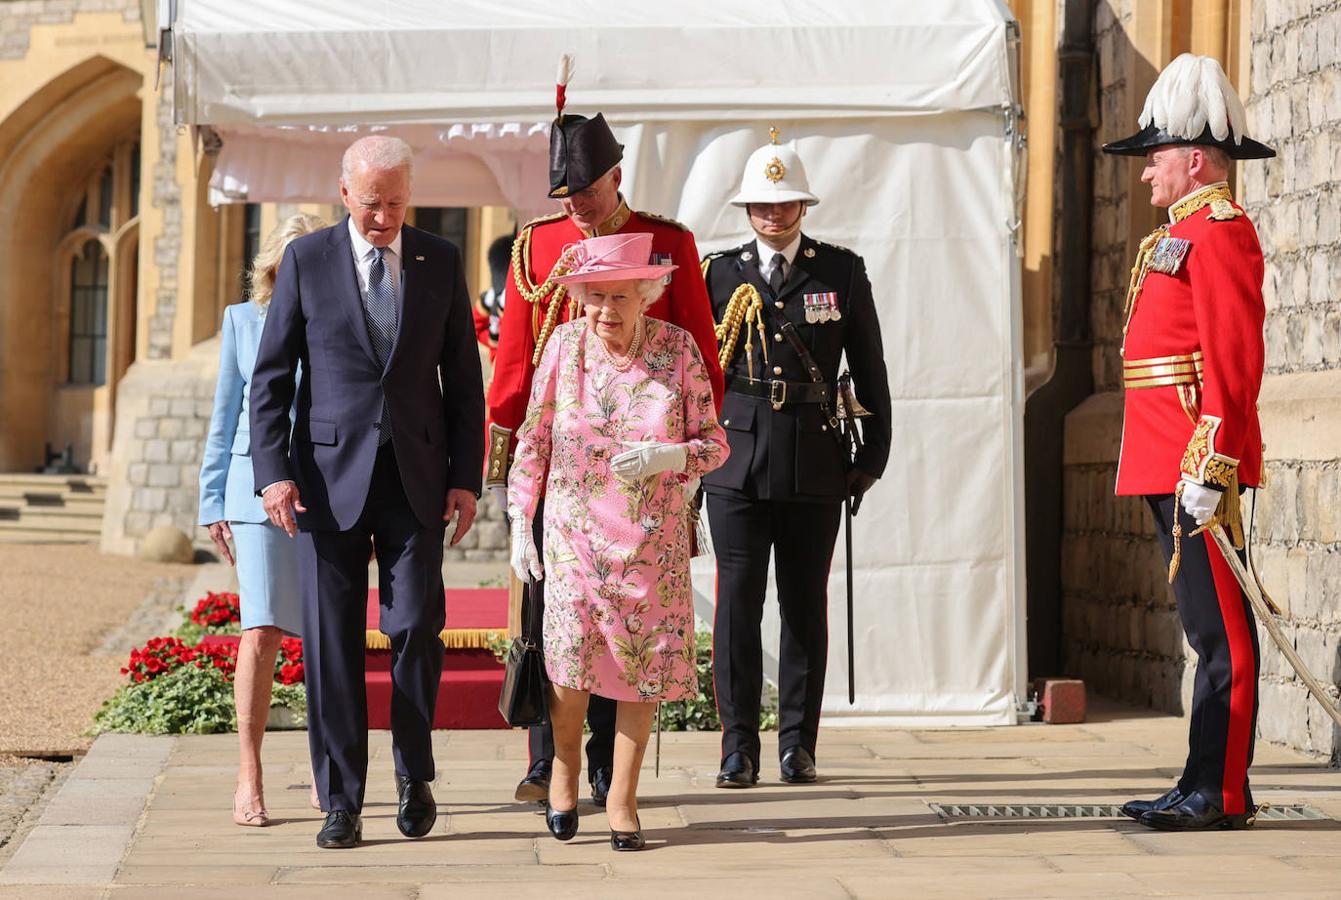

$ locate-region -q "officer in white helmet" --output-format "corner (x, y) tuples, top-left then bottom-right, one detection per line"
(702, 129), (891, 789)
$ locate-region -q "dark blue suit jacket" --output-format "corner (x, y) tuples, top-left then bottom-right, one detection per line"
(249, 219), (485, 531)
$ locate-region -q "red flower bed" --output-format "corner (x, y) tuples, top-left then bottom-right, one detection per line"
(121, 636), (242, 684)
(276, 637), (304, 685)
(196, 640), (238, 680)
(190, 591), (241, 629)
(121, 636), (198, 684)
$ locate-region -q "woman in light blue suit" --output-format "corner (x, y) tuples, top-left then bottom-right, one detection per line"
(199, 214), (324, 827)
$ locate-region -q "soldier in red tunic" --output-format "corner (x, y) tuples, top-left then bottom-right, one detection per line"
(1104, 54), (1275, 831)
(488, 74), (723, 807)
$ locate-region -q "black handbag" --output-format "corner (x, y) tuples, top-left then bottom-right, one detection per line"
(497, 581), (549, 727)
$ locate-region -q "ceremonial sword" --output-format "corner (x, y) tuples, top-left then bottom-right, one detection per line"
(1206, 522), (1341, 729)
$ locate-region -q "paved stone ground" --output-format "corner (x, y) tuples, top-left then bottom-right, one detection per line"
(0, 759), (71, 868)
(1, 700), (1340, 898)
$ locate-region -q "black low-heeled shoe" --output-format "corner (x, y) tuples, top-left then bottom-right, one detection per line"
(610, 816), (645, 852)
(545, 803), (579, 841)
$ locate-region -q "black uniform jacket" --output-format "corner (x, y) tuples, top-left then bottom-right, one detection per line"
(701, 234), (891, 503)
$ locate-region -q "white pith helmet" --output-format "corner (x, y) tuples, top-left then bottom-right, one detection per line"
(728, 128), (820, 207)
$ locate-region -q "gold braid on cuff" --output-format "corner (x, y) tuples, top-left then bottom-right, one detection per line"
(485, 423), (513, 488)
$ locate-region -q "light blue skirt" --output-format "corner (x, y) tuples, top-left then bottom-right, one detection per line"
(231, 520), (302, 636)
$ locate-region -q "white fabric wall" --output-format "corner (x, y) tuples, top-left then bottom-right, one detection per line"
(646, 118), (1025, 726)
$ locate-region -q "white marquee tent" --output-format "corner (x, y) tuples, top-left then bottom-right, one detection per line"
(168, 0), (1028, 726)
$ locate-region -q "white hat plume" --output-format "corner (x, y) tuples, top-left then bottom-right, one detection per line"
(1138, 53), (1246, 145)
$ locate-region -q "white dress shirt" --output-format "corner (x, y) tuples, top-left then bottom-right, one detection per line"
(348, 217), (405, 304)
(756, 233), (802, 284)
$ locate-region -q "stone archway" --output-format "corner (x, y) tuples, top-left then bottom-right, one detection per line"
(0, 56), (143, 473)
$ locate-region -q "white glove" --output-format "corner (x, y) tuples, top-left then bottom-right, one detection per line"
(1179, 479), (1222, 526)
(611, 441), (687, 482)
(489, 485), (507, 511)
(683, 475), (701, 504)
(510, 515), (543, 582)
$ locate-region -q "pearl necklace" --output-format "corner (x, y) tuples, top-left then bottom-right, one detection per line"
(595, 316), (644, 372)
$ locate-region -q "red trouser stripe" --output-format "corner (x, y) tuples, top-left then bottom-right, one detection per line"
(1204, 534), (1255, 815)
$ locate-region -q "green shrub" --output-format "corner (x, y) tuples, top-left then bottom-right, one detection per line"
(661, 632), (778, 732)
(91, 663), (238, 735)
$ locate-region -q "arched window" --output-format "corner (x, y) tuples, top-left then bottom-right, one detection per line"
(68, 240), (109, 385)
(59, 136), (139, 387)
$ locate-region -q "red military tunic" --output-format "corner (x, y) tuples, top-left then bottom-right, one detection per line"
(485, 199), (724, 485)
(1116, 183), (1265, 497)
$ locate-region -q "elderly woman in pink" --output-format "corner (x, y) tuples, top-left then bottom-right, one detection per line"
(508, 232), (727, 851)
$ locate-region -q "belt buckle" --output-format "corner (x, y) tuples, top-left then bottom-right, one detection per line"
(769, 379), (787, 411)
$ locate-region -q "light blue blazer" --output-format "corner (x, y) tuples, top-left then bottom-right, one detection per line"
(198, 302), (295, 525)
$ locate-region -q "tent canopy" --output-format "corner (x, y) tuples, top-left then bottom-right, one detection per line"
(173, 0), (1014, 127)
(168, 0), (1028, 727)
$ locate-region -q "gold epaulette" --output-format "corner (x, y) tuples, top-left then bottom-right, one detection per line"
(519, 210), (568, 231)
(510, 212), (569, 300)
(1208, 198), (1245, 221)
(637, 210), (689, 231)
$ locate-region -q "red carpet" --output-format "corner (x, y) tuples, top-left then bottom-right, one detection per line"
(365, 587), (508, 729)
(206, 587), (510, 730)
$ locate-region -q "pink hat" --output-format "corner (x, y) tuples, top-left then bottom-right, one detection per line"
(552, 232), (677, 284)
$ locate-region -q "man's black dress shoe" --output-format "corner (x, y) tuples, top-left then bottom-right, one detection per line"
(589, 766), (612, 808)
(1138, 789), (1256, 831)
(395, 776), (437, 838)
(779, 746), (817, 784)
(545, 803), (580, 841)
(1120, 786), (1184, 821)
(316, 810), (362, 849)
(610, 816), (645, 852)
(515, 759), (552, 804)
(715, 751), (758, 788)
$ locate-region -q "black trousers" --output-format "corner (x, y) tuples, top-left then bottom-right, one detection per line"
(1146, 493), (1260, 815)
(520, 501), (617, 774)
(707, 492), (842, 769)
(298, 443), (446, 813)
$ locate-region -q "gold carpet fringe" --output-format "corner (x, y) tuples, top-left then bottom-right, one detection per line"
(364, 628), (505, 651)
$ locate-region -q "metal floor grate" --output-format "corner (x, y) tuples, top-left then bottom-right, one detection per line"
(929, 803), (1328, 821)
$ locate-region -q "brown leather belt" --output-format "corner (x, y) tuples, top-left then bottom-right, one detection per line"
(727, 376), (833, 410)
(1123, 351), (1203, 390)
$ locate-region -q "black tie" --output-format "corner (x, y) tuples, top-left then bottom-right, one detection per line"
(768, 252), (786, 297)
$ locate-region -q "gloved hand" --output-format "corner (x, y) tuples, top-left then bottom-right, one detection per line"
(1179, 479), (1222, 526)
(683, 476), (701, 505)
(510, 515), (543, 582)
(846, 469), (877, 516)
(610, 441), (688, 482)
(489, 484), (507, 512)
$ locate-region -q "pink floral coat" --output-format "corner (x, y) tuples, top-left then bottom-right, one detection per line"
(508, 318), (728, 702)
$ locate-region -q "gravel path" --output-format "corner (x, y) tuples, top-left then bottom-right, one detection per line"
(0, 542), (195, 756)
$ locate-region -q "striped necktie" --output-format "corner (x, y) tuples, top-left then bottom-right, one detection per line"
(365, 246), (396, 443)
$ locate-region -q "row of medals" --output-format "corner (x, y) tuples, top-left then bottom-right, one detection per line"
(803, 293), (841, 324)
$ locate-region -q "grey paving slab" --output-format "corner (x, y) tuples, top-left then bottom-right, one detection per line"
(0, 825), (135, 885)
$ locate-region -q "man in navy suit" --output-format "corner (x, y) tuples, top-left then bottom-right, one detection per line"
(250, 135), (484, 849)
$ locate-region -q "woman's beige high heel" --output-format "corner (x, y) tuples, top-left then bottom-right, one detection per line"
(233, 792), (270, 827)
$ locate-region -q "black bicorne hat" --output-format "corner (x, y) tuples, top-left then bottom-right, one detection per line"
(1102, 53), (1275, 161)
(1103, 123), (1276, 160)
(548, 112), (623, 199)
